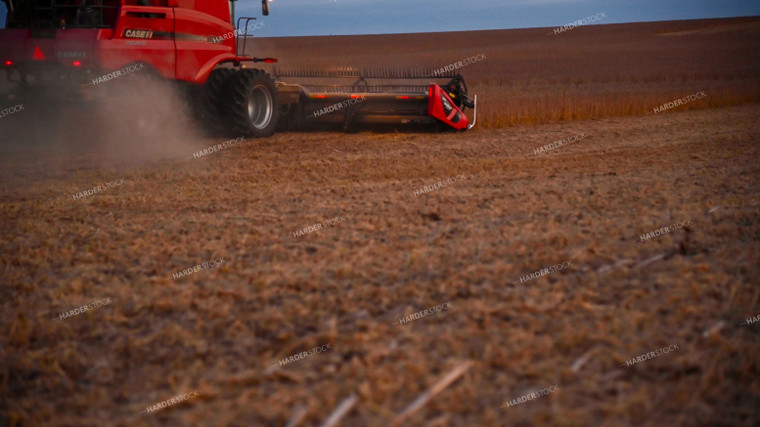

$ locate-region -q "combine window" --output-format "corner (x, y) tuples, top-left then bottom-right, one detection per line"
(6, 0), (121, 29)
(1, 2), (7, 29)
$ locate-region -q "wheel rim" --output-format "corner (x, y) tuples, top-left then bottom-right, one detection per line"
(247, 84), (273, 130)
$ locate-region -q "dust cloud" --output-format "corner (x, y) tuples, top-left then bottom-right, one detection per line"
(0, 68), (208, 192)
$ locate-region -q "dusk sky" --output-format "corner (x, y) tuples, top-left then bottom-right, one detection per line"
(1, 0), (758, 36)
(237, 0), (759, 37)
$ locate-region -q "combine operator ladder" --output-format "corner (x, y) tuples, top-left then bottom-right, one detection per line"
(272, 67), (477, 131)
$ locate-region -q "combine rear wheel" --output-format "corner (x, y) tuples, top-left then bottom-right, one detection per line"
(223, 69), (278, 137)
(193, 68), (237, 136)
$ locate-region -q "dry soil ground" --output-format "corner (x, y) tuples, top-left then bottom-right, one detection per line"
(1, 18), (759, 427)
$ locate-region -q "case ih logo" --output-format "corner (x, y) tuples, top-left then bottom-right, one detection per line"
(57, 51), (86, 58)
(124, 29), (154, 39)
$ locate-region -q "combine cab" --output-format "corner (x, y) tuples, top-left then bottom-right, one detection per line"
(0, 0), (476, 136)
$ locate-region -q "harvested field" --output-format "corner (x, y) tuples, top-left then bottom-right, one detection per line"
(251, 17), (760, 128)
(1, 17), (760, 427)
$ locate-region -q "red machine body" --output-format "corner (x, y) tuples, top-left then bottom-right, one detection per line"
(428, 83), (469, 130)
(0, 0), (246, 84)
(0, 0), (476, 134)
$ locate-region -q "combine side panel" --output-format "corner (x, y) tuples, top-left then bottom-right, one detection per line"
(173, 7), (237, 84)
(108, 5), (176, 79)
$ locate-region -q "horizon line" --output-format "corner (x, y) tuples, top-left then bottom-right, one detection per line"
(243, 14), (759, 38)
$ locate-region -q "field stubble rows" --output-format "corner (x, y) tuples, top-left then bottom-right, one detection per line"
(1, 16), (760, 427)
(259, 18), (760, 128)
(1, 101), (759, 425)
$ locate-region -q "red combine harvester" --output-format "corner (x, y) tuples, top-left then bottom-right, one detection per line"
(0, 0), (477, 136)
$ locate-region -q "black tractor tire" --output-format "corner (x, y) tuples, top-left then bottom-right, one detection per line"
(223, 69), (278, 138)
(193, 68), (237, 136)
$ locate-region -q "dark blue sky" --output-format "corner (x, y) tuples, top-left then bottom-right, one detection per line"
(1, 0), (758, 36)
